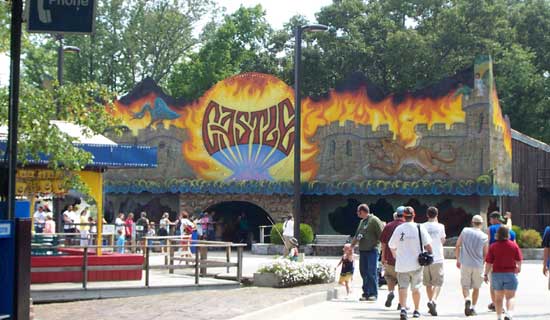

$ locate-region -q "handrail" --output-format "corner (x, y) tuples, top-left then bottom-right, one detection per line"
(30, 240), (245, 288)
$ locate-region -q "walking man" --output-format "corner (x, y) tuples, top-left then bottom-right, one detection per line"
(389, 206), (432, 320)
(351, 204), (383, 301)
(282, 214), (294, 256)
(423, 206), (446, 316)
(380, 206), (405, 309)
(455, 215), (489, 316)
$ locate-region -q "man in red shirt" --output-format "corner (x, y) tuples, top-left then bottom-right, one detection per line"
(380, 206), (405, 309)
(484, 226), (522, 320)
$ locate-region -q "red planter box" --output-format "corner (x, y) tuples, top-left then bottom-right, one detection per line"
(31, 253), (144, 283)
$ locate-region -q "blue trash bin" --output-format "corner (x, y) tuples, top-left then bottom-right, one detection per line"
(190, 230), (199, 254)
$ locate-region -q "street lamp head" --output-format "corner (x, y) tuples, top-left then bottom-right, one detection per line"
(301, 24), (329, 33)
(63, 45), (81, 54)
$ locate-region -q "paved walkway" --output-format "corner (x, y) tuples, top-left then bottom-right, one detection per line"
(278, 260), (550, 320)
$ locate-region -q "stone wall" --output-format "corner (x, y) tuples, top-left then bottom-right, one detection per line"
(178, 193), (294, 222)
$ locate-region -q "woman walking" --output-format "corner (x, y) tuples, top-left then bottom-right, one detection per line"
(484, 226), (523, 320)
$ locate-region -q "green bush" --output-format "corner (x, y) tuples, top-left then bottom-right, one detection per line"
(270, 223), (314, 245)
(519, 229), (542, 248)
(511, 225), (523, 247)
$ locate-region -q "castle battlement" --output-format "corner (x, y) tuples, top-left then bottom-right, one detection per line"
(415, 122), (467, 137)
(316, 121), (394, 140)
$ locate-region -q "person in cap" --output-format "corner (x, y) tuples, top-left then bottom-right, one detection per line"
(282, 214), (294, 256)
(351, 203), (384, 301)
(486, 211), (516, 312)
(455, 215), (489, 316)
(423, 206), (446, 316)
(389, 206), (432, 320)
(380, 205), (406, 309)
(287, 237), (299, 262)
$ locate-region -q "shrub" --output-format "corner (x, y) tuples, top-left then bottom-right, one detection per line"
(270, 223), (314, 245)
(511, 225), (523, 247)
(519, 229), (542, 248)
(256, 258), (334, 287)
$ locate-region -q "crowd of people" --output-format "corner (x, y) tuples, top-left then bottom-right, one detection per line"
(333, 203), (536, 320)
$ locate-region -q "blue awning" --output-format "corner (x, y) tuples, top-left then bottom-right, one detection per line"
(0, 141), (157, 169)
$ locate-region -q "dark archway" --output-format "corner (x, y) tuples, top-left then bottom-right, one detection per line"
(328, 198), (362, 236)
(205, 201), (273, 245)
(368, 198), (394, 223)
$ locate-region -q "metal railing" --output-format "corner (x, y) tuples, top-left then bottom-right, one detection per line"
(30, 239), (245, 289)
(258, 225), (273, 243)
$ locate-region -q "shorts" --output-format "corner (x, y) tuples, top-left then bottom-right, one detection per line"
(397, 268), (423, 290)
(384, 264), (398, 287)
(423, 263), (444, 287)
(339, 274), (353, 284)
(461, 266), (483, 289)
(491, 272), (518, 291)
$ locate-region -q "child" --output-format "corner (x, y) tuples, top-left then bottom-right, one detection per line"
(336, 243), (355, 296)
(116, 229), (126, 254)
(147, 222), (156, 248)
(288, 237), (299, 262)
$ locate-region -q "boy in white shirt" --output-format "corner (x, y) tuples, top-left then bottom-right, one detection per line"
(423, 206), (446, 316)
(389, 206), (433, 320)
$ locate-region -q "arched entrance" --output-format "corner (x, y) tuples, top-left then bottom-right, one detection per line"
(204, 201), (273, 246)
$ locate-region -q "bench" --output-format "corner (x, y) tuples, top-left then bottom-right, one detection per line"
(311, 234), (351, 256)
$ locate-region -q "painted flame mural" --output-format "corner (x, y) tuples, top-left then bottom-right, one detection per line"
(106, 56), (517, 196)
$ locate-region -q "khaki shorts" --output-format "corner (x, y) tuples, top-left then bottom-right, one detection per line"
(423, 263), (444, 287)
(384, 264), (398, 287)
(398, 268), (423, 290)
(461, 266), (484, 289)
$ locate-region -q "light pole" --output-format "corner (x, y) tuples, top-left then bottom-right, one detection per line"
(293, 24), (329, 243)
(55, 34), (80, 116)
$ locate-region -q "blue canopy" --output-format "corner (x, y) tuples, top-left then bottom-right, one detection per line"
(0, 141), (157, 169)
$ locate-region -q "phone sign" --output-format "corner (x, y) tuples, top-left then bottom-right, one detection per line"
(26, 0), (97, 34)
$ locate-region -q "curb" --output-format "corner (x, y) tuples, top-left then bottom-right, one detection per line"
(229, 286), (345, 320)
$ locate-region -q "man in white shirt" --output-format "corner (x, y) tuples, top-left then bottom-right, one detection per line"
(62, 205), (74, 232)
(33, 206), (46, 233)
(389, 206), (433, 320)
(422, 206), (446, 316)
(282, 215), (294, 255)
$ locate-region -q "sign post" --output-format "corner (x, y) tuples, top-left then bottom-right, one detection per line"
(26, 0), (97, 34)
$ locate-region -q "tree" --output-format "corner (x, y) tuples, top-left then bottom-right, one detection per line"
(166, 5), (278, 100)
(0, 82), (119, 192)
(60, 0), (213, 93)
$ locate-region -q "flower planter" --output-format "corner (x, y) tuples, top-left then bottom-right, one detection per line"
(253, 272), (283, 288)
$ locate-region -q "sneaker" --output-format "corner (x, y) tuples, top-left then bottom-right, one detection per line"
(465, 300), (472, 316)
(413, 310), (421, 318)
(367, 296), (377, 302)
(400, 309), (408, 320)
(504, 315), (512, 320)
(427, 301), (437, 316)
(359, 296), (368, 301)
(488, 302), (496, 312)
(385, 291), (395, 307)
(469, 309), (477, 316)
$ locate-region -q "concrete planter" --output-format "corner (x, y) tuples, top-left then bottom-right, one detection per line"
(443, 246), (544, 260)
(253, 272), (283, 288)
(251, 244), (313, 256)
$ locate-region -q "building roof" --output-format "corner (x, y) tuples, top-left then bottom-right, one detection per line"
(512, 129), (550, 153)
(0, 121), (157, 168)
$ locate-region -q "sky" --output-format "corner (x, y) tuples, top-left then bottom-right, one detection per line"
(0, 0), (332, 87)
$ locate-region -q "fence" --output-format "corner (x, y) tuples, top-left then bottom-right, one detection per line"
(30, 238), (245, 289)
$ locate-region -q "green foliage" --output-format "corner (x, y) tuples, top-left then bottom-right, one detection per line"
(0, 82), (120, 194)
(270, 223), (314, 245)
(519, 229), (542, 248)
(167, 5), (278, 100)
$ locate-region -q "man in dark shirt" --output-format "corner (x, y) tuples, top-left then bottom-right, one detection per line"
(380, 206), (405, 309)
(351, 204), (384, 301)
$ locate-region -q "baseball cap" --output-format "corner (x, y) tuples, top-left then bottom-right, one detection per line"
(489, 211), (501, 219)
(472, 215), (484, 224)
(396, 206), (405, 217)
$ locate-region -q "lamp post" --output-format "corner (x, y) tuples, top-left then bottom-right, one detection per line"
(55, 34), (80, 116)
(293, 24), (329, 243)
